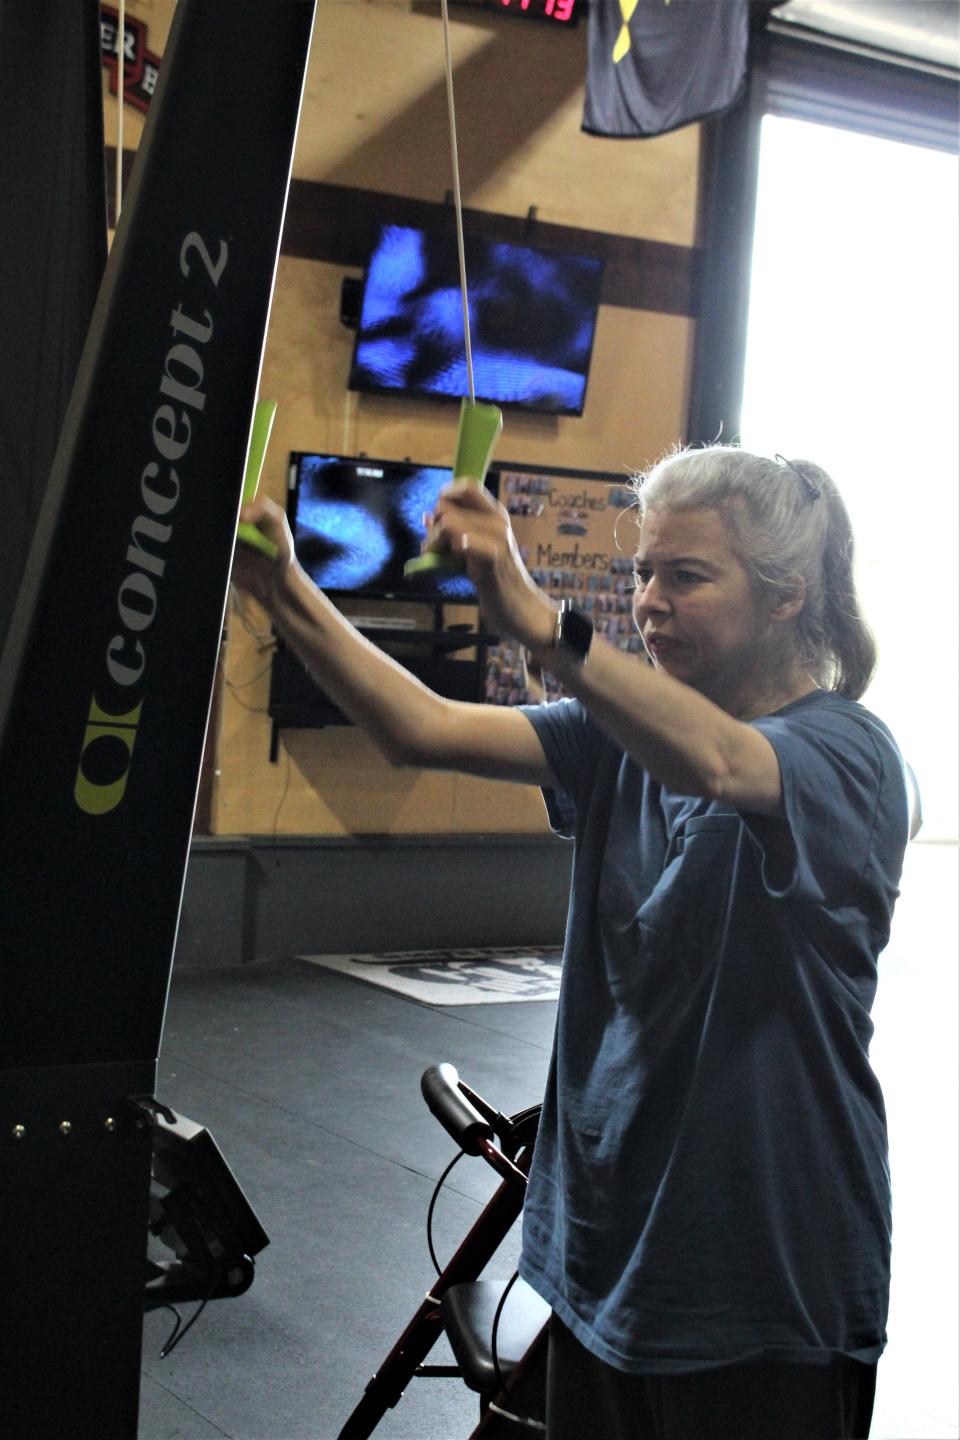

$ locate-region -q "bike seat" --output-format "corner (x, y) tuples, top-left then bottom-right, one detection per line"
(441, 1278), (551, 1395)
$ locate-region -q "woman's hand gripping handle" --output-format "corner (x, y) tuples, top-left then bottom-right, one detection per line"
(424, 482), (557, 658)
(232, 495), (296, 615)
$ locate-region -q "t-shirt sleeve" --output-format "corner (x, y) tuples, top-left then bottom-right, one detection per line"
(746, 700), (908, 907)
(517, 698), (597, 838)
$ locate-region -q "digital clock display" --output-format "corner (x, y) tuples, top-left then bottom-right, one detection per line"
(486, 0), (579, 25)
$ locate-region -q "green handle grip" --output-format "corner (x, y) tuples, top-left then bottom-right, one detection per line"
(237, 397), (279, 559)
(404, 398), (503, 579)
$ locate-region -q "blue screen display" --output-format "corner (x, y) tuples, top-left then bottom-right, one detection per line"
(349, 224), (604, 416)
(290, 453), (485, 600)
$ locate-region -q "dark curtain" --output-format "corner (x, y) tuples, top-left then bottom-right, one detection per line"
(0, 0), (107, 658)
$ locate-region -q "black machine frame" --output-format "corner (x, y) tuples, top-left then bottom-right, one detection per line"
(0, 4), (316, 1434)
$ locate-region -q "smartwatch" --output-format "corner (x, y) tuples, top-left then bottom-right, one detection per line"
(553, 598), (593, 664)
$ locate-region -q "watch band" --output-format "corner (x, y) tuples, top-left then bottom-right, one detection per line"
(554, 598), (593, 664)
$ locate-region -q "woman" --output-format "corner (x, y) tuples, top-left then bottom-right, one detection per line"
(233, 445), (910, 1440)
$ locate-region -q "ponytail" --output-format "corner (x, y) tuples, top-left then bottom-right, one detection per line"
(813, 469), (877, 699)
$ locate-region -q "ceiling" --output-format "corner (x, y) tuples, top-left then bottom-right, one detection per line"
(768, 0), (960, 72)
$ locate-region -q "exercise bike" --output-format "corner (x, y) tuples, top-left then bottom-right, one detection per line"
(337, 1064), (550, 1438)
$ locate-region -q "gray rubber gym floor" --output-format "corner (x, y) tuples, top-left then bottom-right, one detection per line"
(140, 840), (959, 1440)
(139, 960), (556, 1440)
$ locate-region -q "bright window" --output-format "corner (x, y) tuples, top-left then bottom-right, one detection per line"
(740, 115), (959, 841)
(741, 113), (959, 1439)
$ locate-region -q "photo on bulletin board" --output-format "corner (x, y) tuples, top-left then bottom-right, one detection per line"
(485, 462), (644, 707)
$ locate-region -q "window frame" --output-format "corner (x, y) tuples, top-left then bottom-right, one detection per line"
(685, 25), (959, 445)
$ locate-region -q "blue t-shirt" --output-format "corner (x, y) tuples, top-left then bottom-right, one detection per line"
(517, 690), (909, 1375)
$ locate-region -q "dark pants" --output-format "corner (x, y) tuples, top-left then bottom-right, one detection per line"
(546, 1316), (877, 1440)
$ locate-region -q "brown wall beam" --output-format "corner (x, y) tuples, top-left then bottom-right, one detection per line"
(106, 151), (701, 319)
(282, 176), (702, 318)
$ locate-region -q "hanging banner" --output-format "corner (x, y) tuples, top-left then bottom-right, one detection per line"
(583, 0), (749, 138)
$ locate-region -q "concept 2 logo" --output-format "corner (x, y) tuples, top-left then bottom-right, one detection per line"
(74, 231), (228, 816)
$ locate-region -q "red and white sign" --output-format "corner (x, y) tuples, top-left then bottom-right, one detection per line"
(100, 4), (161, 113)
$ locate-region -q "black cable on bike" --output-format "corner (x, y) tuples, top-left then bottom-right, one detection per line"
(426, 1149), (466, 1275)
(159, 1277), (216, 1358)
(488, 1270), (547, 1433)
(490, 1268), (521, 1396)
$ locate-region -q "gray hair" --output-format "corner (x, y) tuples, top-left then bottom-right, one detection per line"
(631, 445), (877, 700)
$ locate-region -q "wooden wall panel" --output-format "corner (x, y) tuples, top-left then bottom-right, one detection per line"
(106, 2), (699, 245)
(212, 256), (693, 836)
(100, 1), (701, 837)
(293, 3), (700, 246)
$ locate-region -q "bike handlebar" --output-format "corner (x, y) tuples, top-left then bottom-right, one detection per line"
(420, 1063), (494, 1156)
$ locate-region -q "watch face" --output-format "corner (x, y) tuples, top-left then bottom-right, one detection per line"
(560, 603), (593, 661)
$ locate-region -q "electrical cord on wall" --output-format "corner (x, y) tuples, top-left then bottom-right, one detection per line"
(222, 589), (276, 712)
(270, 745), (292, 865)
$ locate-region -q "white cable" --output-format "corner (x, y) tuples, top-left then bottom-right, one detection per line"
(439, 0), (475, 403)
(343, 387), (357, 456)
(116, 0), (126, 223)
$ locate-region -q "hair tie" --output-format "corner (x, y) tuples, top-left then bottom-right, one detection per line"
(775, 454), (821, 501)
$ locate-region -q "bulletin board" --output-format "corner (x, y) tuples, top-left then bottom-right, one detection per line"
(484, 462), (643, 706)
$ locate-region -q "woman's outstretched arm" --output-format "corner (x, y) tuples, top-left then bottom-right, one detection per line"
(231, 496), (556, 787)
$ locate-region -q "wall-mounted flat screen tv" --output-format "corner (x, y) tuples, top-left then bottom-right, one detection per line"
(288, 451), (498, 602)
(348, 223), (604, 417)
